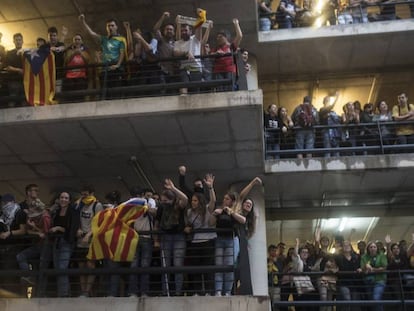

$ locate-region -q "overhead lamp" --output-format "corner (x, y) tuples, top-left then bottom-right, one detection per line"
(338, 217), (348, 232)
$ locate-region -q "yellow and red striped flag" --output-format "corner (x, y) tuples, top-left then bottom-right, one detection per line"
(87, 198), (147, 262)
(23, 45), (56, 106)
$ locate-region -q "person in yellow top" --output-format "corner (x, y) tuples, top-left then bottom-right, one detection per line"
(391, 92), (414, 150)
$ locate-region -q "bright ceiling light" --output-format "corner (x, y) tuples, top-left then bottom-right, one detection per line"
(338, 217), (348, 232)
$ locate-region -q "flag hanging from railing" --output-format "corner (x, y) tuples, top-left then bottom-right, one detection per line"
(87, 198), (147, 262)
(23, 45), (56, 106)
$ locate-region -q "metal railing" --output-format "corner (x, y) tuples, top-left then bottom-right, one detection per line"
(0, 228), (236, 298)
(0, 52), (246, 108)
(264, 119), (414, 159)
(269, 269), (414, 310)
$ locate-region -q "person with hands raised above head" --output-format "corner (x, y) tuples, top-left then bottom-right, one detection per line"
(79, 14), (127, 92)
(155, 178), (188, 296)
(212, 176), (262, 296)
(184, 173), (217, 296)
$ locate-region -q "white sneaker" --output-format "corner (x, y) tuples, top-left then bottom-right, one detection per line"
(215, 291), (222, 297)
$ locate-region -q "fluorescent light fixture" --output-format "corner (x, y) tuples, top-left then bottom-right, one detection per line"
(338, 217), (348, 232)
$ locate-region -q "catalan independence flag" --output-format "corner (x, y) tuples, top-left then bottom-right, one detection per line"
(23, 45), (56, 106)
(87, 198), (147, 262)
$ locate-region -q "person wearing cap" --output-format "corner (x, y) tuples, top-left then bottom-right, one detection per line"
(16, 198), (52, 296)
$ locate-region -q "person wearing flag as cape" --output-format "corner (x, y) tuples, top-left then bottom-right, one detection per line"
(79, 14), (127, 93)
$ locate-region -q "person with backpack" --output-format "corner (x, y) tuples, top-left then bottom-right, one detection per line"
(319, 94), (341, 158)
(291, 95), (319, 159)
(73, 185), (103, 297)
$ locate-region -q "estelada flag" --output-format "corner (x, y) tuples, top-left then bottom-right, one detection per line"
(87, 198), (148, 262)
(23, 45), (56, 106)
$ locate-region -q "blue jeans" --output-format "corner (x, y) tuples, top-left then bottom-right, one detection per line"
(16, 239), (52, 297)
(128, 237), (153, 296)
(53, 238), (73, 297)
(323, 130), (340, 157)
(160, 233), (186, 295)
(215, 236), (234, 295)
(295, 128), (315, 156)
(370, 282), (385, 311)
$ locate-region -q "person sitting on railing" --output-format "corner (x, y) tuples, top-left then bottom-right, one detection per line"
(291, 95), (319, 159)
(211, 18), (242, 92)
(153, 12), (177, 88)
(62, 34), (90, 101)
(319, 93), (342, 158)
(372, 100), (394, 150)
(392, 92), (414, 152)
(264, 104), (282, 159)
(184, 174), (216, 296)
(4, 33), (25, 107)
(360, 241), (388, 311)
(341, 101), (360, 155)
(79, 15), (127, 94)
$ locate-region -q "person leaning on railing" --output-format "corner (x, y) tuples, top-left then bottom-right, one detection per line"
(360, 241), (388, 311)
(63, 34), (90, 101)
(184, 173), (216, 296)
(392, 92), (414, 150)
(372, 100), (394, 149)
(0, 193), (27, 295)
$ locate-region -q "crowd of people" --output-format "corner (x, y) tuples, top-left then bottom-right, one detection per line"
(0, 9), (251, 107)
(0, 166), (262, 298)
(258, 0), (414, 30)
(267, 230), (414, 311)
(264, 92), (414, 159)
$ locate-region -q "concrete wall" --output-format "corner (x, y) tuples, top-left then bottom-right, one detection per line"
(0, 296), (270, 311)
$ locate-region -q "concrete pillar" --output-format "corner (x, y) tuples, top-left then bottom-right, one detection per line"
(230, 181), (268, 296)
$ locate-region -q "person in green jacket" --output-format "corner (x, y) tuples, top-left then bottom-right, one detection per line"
(360, 241), (388, 311)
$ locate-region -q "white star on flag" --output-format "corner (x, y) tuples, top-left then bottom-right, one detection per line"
(28, 48), (40, 60)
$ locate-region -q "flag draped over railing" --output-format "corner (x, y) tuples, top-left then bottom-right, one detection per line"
(23, 45), (56, 106)
(87, 198), (147, 262)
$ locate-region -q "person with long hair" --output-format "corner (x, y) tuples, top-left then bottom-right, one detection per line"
(360, 241), (388, 311)
(156, 178), (188, 296)
(184, 173), (216, 295)
(49, 191), (80, 297)
(212, 176), (262, 296)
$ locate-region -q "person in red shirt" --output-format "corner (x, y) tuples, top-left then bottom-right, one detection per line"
(63, 34), (90, 100)
(211, 18), (243, 91)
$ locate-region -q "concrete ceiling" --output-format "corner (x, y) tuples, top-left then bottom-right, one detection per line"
(1, 1), (414, 246)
